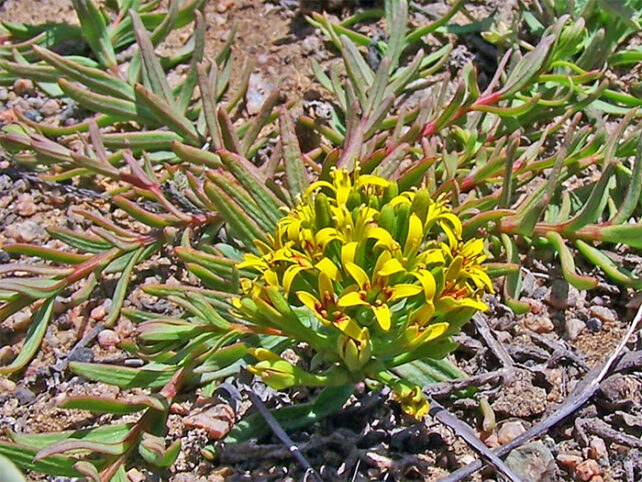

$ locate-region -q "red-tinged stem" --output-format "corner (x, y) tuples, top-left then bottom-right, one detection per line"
(421, 92), (502, 137)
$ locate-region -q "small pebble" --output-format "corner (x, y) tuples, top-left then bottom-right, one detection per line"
(532, 286), (548, 299)
(68, 347), (94, 363)
(2, 309), (32, 332)
(505, 442), (556, 481)
(556, 453), (583, 470)
(586, 317), (603, 332)
(523, 314), (555, 333)
(15, 193), (36, 216)
(565, 318), (586, 340)
(574, 459), (600, 481)
(126, 468), (146, 482)
(301, 35), (323, 57)
(588, 437), (608, 463)
(497, 421), (526, 444)
(216, 0), (234, 13)
(0, 377), (16, 393)
(11, 220), (46, 243)
(0, 87), (8, 101)
(97, 329), (121, 349)
(90, 305), (107, 321)
(589, 306), (616, 323)
(13, 386), (36, 404)
(183, 404), (235, 439)
(22, 108), (43, 122)
(28, 97), (43, 109)
(0, 345), (15, 365)
(13, 78), (34, 96)
(115, 317), (135, 339)
(365, 452), (393, 471)
(40, 98), (59, 116)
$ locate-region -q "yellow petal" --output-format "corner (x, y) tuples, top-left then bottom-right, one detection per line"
(417, 249), (445, 265)
(341, 241), (358, 267)
(378, 258), (405, 277)
(264, 270), (279, 287)
(409, 303), (435, 326)
(389, 193), (414, 206)
(445, 255), (463, 282)
(296, 291), (319, 312)
(404, 213), (424, 253)
(367, 227), (398, 250)
(337, 291), (367, 307)
(304, 180), (335, 198)
(421, 321), (449, 341)
(411, 269), (437, 302)
(318, 271), (334, 298)
(283, 265), (305, 295)
(237, 254), (267, 270)
(355, 174), (390, 190)
(332, 169), (352, 205)
(389, 283), (423, 301)
(335, 317), (364, 340)
(315, 257), (340, 281)
(372, 303), (391, 331)
(315, 227), (341, 249)
(345, 262), (370, 288)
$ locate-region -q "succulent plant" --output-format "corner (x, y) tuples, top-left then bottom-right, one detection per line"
(235, 166), (492, 417)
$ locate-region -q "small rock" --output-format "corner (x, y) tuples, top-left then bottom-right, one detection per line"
(68, 347), (94, 363)
(183, 404), (235, 439)
(2, 308), (32, 332)
(0, 377), (16, 393)
(0, 345), (15, 365)
(13, 386), (36, 404)
(215, 0), (234, 13)
(586, 317), (603, 332)
(40, 98), (59, 116)
(15, 193), (36, 216)
(532, 286), (548, 299)
(97, 329), (120, 349)
(481, 431), (499, 448)
(505, 441), (557, 481)
(0, 87), (8, 101)
(364, 452), (393, 470)
(246, 72), (272, 115)
(589, 437), (608, 463)
(115, 317), (135, 339)
(301, 35), (323, 57)
(556, 453), (583, 471)
(521, 270), (535, 297)
(574, 459), (600, 481)
(492, 370), (547, 418)
(523, 314), (555, 333)
(28, 97), (43, 109)
(90, 305), (107, 321)
(13, 78), (34, 96)
(548, 279), (569, 309)
(22, 108), (43, 122)
(497, 421), (526, 444)
(565, 318), (586, 340)
(126, 468), (146, 482)
(589, 306), (616, 323)
(599, 373), (641, 409)
(6, 220), (46, 243)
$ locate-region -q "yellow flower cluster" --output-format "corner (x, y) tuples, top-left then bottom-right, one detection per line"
(234, 167), (492, 418)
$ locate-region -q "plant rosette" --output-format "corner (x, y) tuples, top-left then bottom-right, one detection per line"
(233, 167), (493, 418)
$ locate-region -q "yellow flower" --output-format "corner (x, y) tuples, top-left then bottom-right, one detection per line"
(234, 167), (493, 413)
